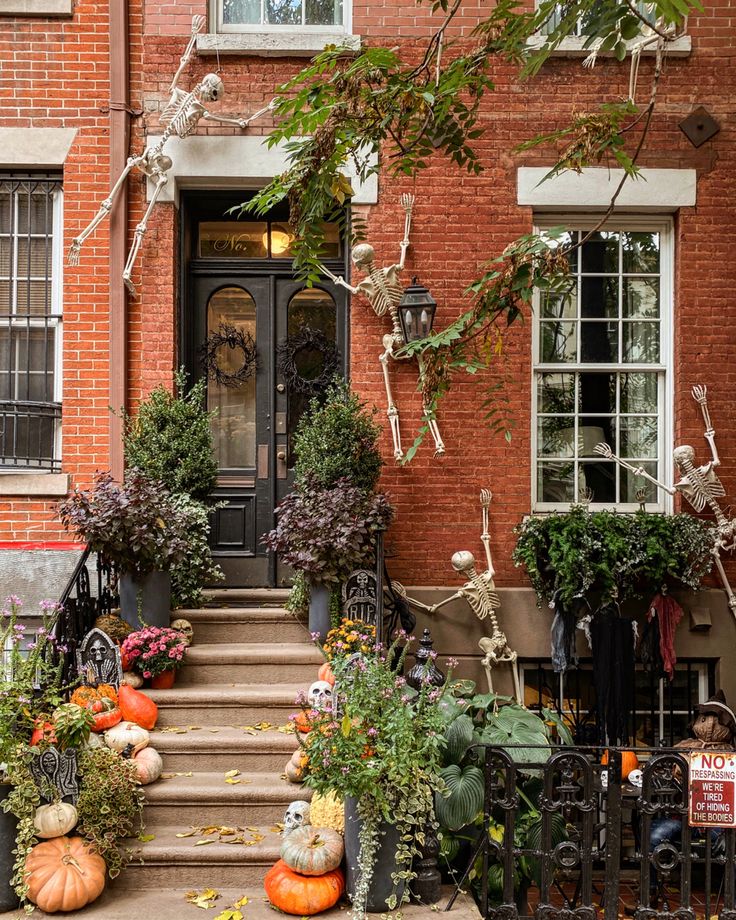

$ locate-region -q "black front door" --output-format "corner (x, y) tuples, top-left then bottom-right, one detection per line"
(182, 192), (347, 586)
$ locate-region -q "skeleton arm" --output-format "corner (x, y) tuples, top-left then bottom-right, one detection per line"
(170, 15), (205, 93)
(692, 385), (720, 467)
(429, 589), (464, 615)
(319, 263), (361, 295)
(479, 489), (494, 575)
(397, 193), (414, 270)
(202, 98), (278, 131)
(594, 443), (677, 496)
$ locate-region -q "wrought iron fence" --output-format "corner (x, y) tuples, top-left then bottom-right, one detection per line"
(51, 547), (119, 685)
(448, 744), (736, 920)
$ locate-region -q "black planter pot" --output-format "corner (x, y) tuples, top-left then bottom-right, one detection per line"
(0, 785), (20, 911)
(119, 570), (172, 629)
(344, 796), (405, 913)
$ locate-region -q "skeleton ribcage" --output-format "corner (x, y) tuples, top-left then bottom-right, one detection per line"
(368, 270), (404, 318)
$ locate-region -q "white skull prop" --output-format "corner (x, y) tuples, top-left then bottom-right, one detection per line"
(308, 680), (333, 712)
(171, 618), (194, 646)
(283, 800), (310, 835)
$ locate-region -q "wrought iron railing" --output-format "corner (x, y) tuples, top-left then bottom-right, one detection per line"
(448, 744), (736, 920)
(52, 547), (119, 685)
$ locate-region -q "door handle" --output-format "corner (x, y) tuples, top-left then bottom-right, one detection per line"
(276, 383), (286, 393)
(276, 449), (288, 480)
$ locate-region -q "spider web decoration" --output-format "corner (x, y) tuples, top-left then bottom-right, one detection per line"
(200, 323), (257, 388)
(276, 327), (341, 396)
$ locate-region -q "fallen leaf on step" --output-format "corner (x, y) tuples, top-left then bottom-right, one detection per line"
(185, 888), (220, 909)
(224, 836), (245, 844)
(137, 833), (155, 842)
(194, 838), (216, 846)
(218, 827), (238, 836)
(224, 769), (241, 778)
(277, 723), (296, 734)
(161, 726), (188, 734)
(162, 771), (194, 779)
(175, 830), (196, 838)
(269, 824), (284, 833)
(188, 725), (202, 731)
(213, 911), (243, 920)
(225, 777), (241, 785)
(208, 728), (220, 733)
(234, 896), (249, 908)
(254, 721), (275, 731)
(242, 839), (257, 846)
(245, 826), (259, 833)
(200, 826), (222, 835)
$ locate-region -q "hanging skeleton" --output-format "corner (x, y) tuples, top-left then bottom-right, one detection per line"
(404, 489), (521, 701)
(595, 384), (736, 617)
(320, 195), (445, 460)
(68, 15), (275, 295)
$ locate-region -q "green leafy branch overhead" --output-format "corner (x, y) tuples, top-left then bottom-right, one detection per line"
(246, 0), (699, 452)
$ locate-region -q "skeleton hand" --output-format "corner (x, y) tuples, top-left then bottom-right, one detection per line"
(400, 193), (415, 215)
(480, 488), (492, 508)
(594, 442), (613, 459)
(692, 384), (708, 405)
(191, 14), (205, 34)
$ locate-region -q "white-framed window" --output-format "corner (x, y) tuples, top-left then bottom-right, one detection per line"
(520, 659), (712, 747)
(0, 174), (63, 472)
(532, 217), (673, 511)
(215, 0), (347, 30)
(538, 0), (654, 36)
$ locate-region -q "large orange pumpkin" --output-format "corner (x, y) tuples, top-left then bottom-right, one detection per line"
(68, 686), (122, 733)
(264, 859), (344, 915)
(317, 662), (335, 686)
(601, 749), (639, 780)
(25, 836), (106, 913)
(30, 718), (58, 747)
(118, 683), (158, 730)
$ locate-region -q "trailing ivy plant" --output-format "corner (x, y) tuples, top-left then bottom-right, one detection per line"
(169, 494), (224, 609)
(513, 507), (715, 608)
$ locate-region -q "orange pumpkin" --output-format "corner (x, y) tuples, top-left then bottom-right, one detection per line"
(25, 836), (106, 913)
(601, 749), (639, 780)
(118, 683), (158, 730)
(292, 710), (319, 734)
(70, 685), (117, 708)
(264, 859), (344, 915)
(30, 719), (57, 747)
(317, 662), (335, 686)
(68, 686), (121, 734)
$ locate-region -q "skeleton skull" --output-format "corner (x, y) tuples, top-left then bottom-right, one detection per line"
(308, 680), (333, 711)
(171, 618), (194, 646)
(283, 800), (310, 835)
(451, 550), (475, 575)
(673, 444), (696, 466)
(351, 242), (375, 269)
(89, 639), (110, 663)
(200, 73), (225, 102)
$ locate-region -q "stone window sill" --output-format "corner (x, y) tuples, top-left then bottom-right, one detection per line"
(0, 0), (73, 16)
(0, 472), (69, 496)
(197, 31), (361, 57)
(525, 34), (691, 57)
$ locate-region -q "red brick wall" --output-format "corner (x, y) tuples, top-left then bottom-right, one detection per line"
(2, 0), (735, 590)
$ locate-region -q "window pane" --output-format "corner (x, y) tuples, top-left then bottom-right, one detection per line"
(537, 373), (577, 413)
(206, 286), (257, 469)
(540, 321), (576, 363)
(621, 462), (658, 502)
(14, 280), (51, 316)
(223, 0), (261, 23)
(540, 283), (576, 319)
(620, 416), (658, 459)
(579, 372), (615, 414)
(622, 232), (660, 273)
(538, 417), (575, 458)
(578, 418), (613, 456)
(579, 460), (615, 504)
(266, 0), (301, 23)
(538, 461), (574, 503)
(199, 221), (268, 259)
(305, 0), (342, 23)
(581, 321), (617, 362)
(622, 321), (659, 363)
(623, 278), (659, 318)
(580, 276), (617, 319)
(620, 372), (658, 413)
(581, 231), (619, 273)
(0, 237), (10, 276)
(16, 193), (52, 234)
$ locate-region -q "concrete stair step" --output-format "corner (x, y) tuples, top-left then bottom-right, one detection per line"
(142, 771), (311, 827)
(150, 726), (299, 772)
(202, 588), (291, 607)
(13, 885), (479, 918)
(176, 607), (308, 644)
(147, 683), (305, 726)
(178, 643), (323, 685)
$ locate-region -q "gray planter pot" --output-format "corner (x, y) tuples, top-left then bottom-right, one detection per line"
(344, 796), (405, 913)
(0, 785), (19, 911)
(308, 582), (331, 643)
(119, 570), (172, 629)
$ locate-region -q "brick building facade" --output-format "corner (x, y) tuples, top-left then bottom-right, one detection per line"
(1, 0), (735, 732)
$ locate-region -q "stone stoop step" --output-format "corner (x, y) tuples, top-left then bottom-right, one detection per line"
(0, 886), (481, 919)
(151, 726), (299, 772)
(147, 682), (308, 725)
(178, 607), (309, 644)
(178, 642), (323, 685)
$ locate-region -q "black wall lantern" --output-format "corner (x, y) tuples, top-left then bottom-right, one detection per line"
(398, 277), (437, 344)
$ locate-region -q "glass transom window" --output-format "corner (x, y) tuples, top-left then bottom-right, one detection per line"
(533, 221), (671, 510)
(221, 0), (344, 27)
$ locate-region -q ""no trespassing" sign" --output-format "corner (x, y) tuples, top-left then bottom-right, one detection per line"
(689, 751), (736, 828)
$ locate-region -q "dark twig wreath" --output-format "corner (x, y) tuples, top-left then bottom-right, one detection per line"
(200, 323), (257, 388)
(276, 327), (341, 396)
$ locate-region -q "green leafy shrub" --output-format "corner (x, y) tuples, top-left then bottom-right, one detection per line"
(169, 494), (224, 608)
(293, 378), (383, 492)
(122, 369), (217, 501)
(513, 507), (715, 607)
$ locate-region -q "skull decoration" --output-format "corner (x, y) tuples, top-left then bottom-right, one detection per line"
(308, 680), (333, 712)
(171, 618), (194, 646)
(283, 800), (310, 835)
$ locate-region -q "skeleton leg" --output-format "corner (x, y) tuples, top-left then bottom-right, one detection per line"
(416, 355), (445, 456)
(481, 655), (495, 695)
(122, 172), (169, 296)
(711, 548), (736, 620)
(380, 344), (403, 461)
(68, 155), (143, 265)
(508, 650), (521, 705)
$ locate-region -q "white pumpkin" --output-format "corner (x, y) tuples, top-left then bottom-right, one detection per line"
(132, 746), (163, 785)
(122, 671), (144, 689)
(104, 721), (149, 754)
(84, 732), (103, 749)
(33, 802), (78, 839)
